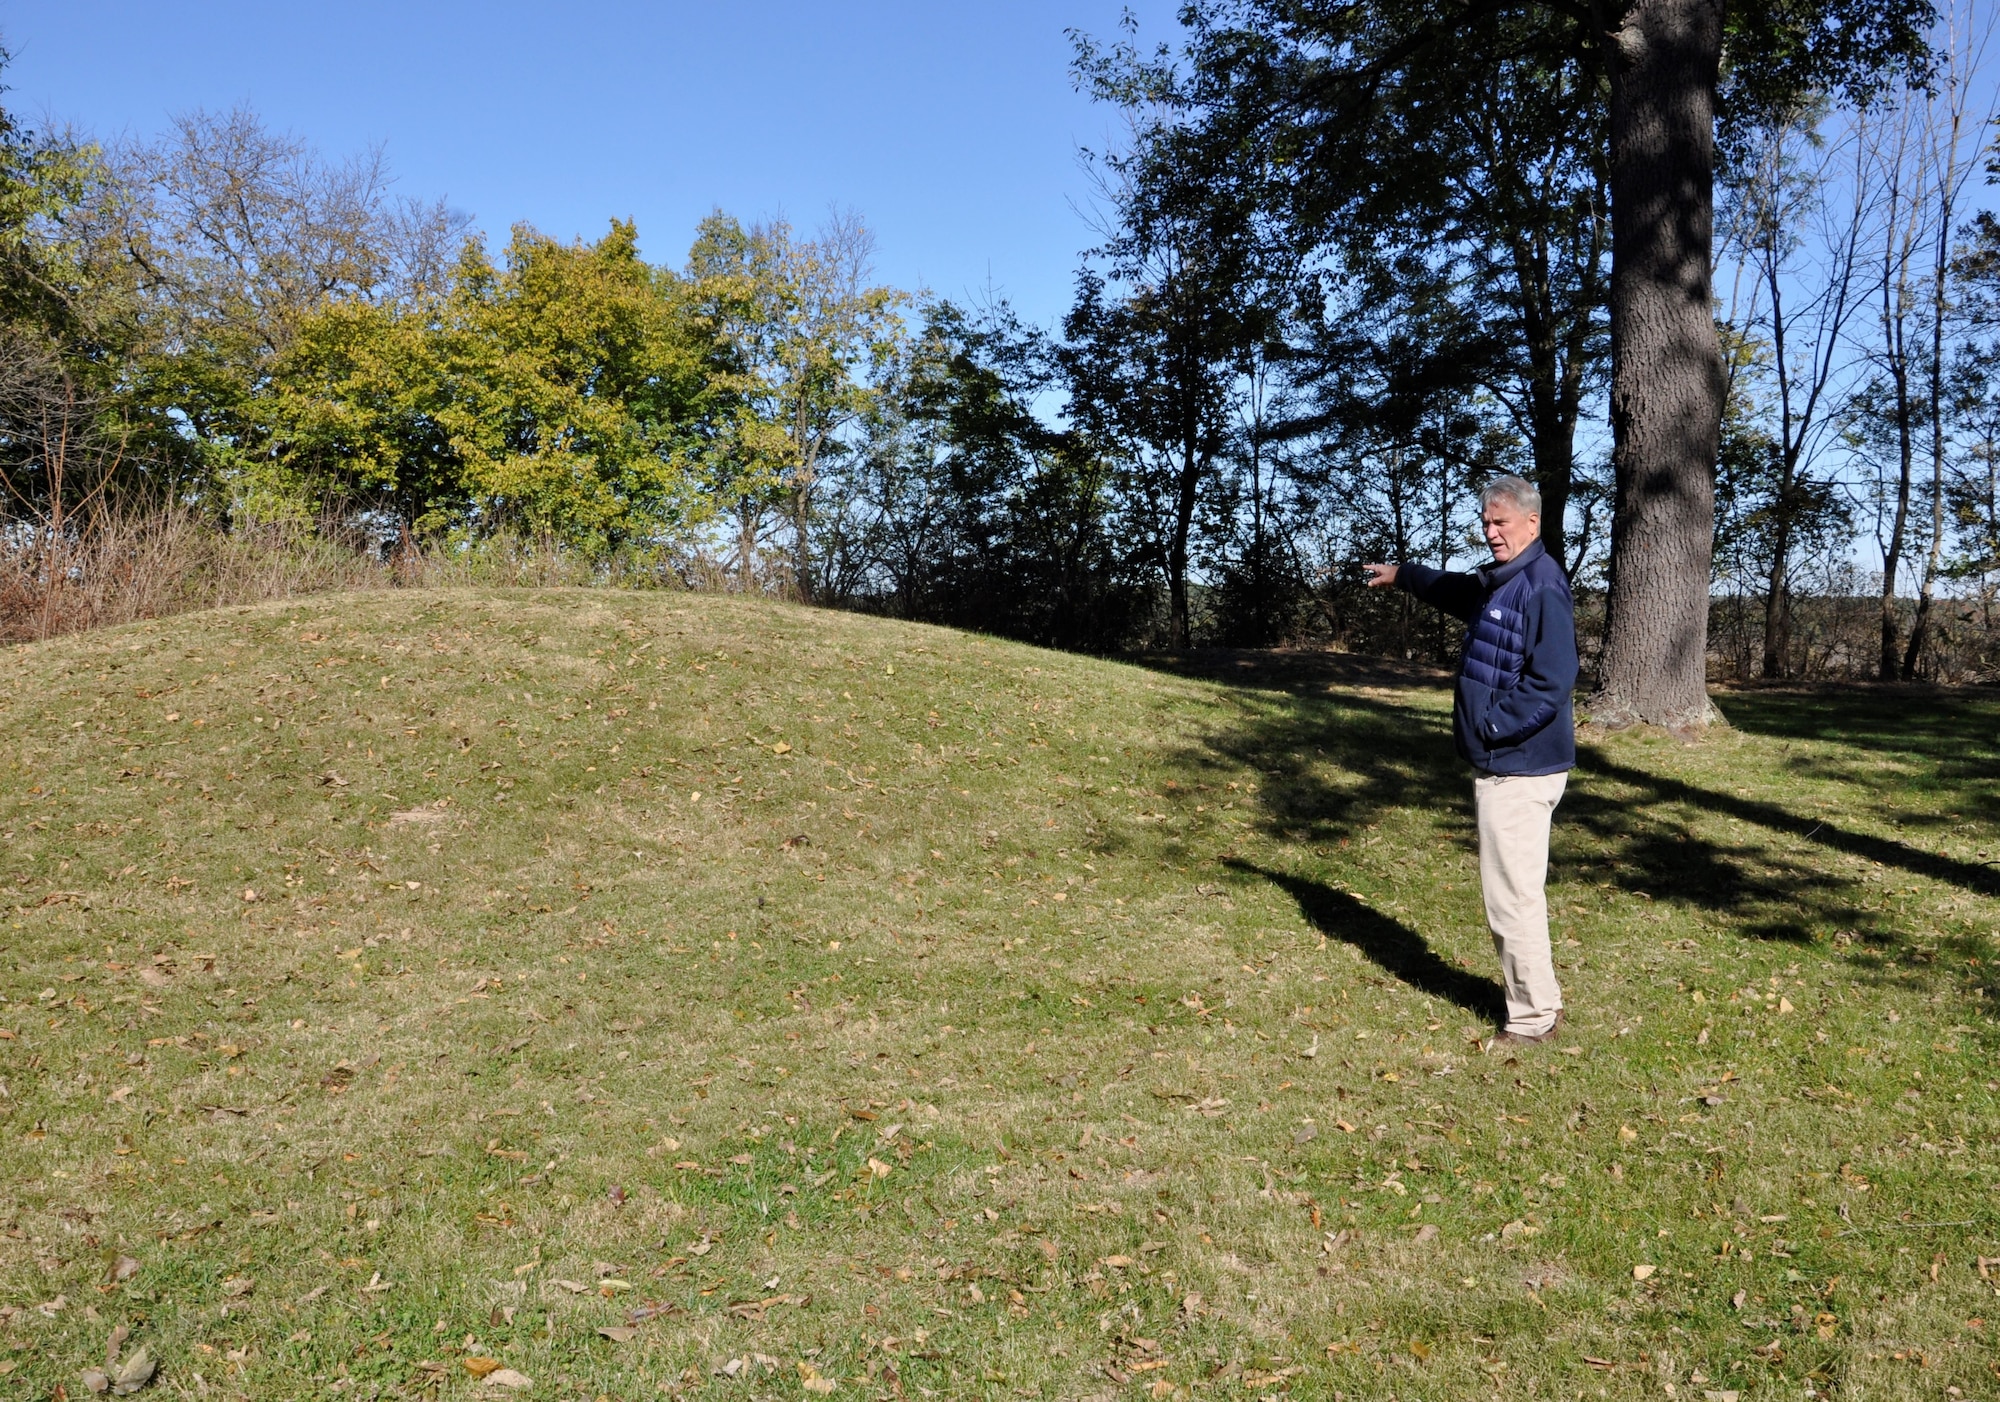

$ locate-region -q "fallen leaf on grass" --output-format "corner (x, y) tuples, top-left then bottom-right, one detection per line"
(626, 1301), (685, 1324)
(727, 1293), (809, 1320)
(597, 1326), (638, 1342)
(483, 1368), (533, 1389)
(463, 1357), (503, 1377)
(1632, 1264), (1656, 1281)
(110, 1346), (154, 1394)
(1413, 1224), (1440, 1245)
(219, 1276), (253, 1297)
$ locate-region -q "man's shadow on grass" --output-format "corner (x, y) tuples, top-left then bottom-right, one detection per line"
(1227, 859), (1506, 1026)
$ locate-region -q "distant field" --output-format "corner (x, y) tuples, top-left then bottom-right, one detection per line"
(0, 589), (1994, 1401)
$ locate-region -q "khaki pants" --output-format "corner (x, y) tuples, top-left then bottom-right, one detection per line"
(1474, 770), (1568, 1035)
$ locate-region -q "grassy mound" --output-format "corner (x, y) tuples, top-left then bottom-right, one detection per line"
(1, 589), (1994, 1400)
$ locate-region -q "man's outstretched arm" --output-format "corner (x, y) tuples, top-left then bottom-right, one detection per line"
(1365, 560), (1482, 622)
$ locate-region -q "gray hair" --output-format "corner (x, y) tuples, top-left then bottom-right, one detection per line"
(1479, 474), (1541, 517)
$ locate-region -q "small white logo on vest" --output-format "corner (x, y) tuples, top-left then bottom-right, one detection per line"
(1489, 610), (1502, 619)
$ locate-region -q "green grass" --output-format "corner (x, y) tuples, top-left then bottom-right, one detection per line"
(1, 589), (1995, 1402)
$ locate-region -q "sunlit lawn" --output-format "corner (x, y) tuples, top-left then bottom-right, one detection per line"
(1, 590), (1994, 1401)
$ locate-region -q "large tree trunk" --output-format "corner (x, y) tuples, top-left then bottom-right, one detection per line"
(1591, 0), (1726, 731)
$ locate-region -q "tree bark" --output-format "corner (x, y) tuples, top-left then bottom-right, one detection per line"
(1877, 273), (1914, 680)
(1591, 0), (1726, 731)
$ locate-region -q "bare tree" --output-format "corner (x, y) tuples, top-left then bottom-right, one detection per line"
(1715, 98), (1871, 677)
(113, 108), (465, 357)
(1854, 13), (1992, 679)
(1902, 13), (1993, 676)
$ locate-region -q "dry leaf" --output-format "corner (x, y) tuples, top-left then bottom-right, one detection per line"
(483, 1368), (534, 1389)
(110, 1346), (154, 1394)
(867, 1157), (893, 1178)
(597, 1326), (638, 1343)
(1632, 1264), (1656, 1281)
(1413, 1224), (1440, 1245)
(81, 1369), (111, 1395)
(463, 1357), (503, 1377)
(219, 1276), (253, 1297)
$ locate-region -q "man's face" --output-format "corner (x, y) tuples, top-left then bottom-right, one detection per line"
(1482, 499), (1540, 564)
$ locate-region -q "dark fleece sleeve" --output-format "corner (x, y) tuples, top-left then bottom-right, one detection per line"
(1394, 562), (1483, 623)
(1480, 583), (1579, 745)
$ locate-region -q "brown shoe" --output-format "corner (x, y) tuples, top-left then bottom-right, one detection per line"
(1488, 1010), (1563, 1051)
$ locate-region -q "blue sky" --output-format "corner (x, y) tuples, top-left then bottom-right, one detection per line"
(4, 1), (1182, 328)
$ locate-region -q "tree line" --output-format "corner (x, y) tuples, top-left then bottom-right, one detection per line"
(6, 4), (1994, 703)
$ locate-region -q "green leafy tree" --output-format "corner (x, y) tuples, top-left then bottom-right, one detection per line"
(687, 212), (903, 598)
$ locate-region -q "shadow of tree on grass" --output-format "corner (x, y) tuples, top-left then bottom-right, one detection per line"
(1139, 648), (2000, 1017)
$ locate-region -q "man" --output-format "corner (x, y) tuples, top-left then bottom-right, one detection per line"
(1364, 475), (1578, 1048)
